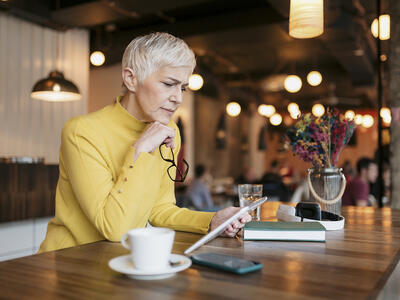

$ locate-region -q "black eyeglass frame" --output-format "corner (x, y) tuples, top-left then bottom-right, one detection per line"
(159, 145), (189, 182)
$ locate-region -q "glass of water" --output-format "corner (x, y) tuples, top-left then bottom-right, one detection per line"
(238, 184), (263, 221)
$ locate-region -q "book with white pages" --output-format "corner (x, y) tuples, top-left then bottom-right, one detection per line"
(243, 221), (326, 242)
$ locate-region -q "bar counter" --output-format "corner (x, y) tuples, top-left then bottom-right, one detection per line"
(1, 203), (399, 299)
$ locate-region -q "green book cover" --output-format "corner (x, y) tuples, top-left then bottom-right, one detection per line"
(243, 221), (326, 242)
(244, 221), (326, 231)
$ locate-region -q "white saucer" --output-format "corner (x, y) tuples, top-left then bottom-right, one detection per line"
(108, 254), (191, 280)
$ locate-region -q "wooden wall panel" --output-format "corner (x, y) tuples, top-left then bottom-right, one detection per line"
(0, 163), (58, 223)
(0, 12), (89, 164)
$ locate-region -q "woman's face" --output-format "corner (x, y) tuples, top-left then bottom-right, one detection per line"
(134, 65), (192, 125)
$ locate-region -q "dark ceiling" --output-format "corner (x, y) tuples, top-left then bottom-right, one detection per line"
(0, 0), (390, 110)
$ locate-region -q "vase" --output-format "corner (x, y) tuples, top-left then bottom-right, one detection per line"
(307, 167), (346, 216)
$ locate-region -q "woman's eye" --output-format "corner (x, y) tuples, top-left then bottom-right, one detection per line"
(181, 87), (187, 92)
(163, 82), (173, 87)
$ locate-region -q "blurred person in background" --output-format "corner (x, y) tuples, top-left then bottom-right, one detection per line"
(342, 157), (378, 206)
(341, 160), (356, 182)
(186, 164), (221, 212)
(235, 166), (258, 184)
(279, 161), (300, 190)
(370, 161), (391, 206)
(260, 160), (290, 202)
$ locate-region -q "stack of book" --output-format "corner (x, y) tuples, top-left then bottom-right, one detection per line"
(243, 221), (326, 242)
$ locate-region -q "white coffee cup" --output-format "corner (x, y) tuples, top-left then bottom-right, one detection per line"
(121, 227), (175, 271)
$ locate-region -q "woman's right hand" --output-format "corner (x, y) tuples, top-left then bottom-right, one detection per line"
(133, 121), (175, 161)
(209, 207), (252, 237)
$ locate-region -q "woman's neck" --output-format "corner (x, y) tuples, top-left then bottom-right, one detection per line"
(120, 93), (148, 123)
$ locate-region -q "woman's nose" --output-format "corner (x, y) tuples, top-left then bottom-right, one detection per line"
(170, 88), (183, 104)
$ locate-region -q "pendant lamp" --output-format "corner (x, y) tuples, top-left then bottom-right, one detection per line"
(31, 71), (81, 102)
(289, 0), (324, 39)
(31, 31), (81, 102)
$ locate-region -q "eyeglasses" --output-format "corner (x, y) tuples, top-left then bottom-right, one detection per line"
(159, 145), (189, 182)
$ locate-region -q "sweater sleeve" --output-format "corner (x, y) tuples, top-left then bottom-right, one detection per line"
(61, 118), (160, 242)
(148, 124), (215, 234)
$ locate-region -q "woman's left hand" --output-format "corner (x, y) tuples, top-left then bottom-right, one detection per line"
(209, 207), (252, 237)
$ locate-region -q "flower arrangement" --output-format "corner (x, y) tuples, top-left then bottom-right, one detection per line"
(286, 109), (356, 169)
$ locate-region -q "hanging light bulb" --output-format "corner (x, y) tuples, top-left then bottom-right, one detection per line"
(258, 104), (267, 116)
(188, 74), (204, 91)
(354, 114), (363, 125)
(258, 104), (275, 117)
(226, 102), (241, 117)
(290, 111), (301, 119)
(264, 105), (276, 117)
(362, 115), (374, 128)
(380, 107), (391, 119)
(344, 110), (355, 121)
(371, 15), (390, 40)
(90, 51), (105, 66)
(307, 71), (322, 86)
(270, 113), (282, 126)
(284, 75), (302, 93)
(312, 104), (325, 117)
(289, 0), (324, 39)
(287, 102), (300, 114)
(383, 115), (392, 125)
(31, 71), (81, 102)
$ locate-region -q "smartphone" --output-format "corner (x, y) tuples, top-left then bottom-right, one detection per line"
(191, 253), (263, 274)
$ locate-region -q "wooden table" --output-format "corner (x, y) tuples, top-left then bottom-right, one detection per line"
(1, 203), (400, 300)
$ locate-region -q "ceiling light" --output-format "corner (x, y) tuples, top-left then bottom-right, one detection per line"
(258, 104), (275, 117)
(289, 0), (324, 39)
(290, 111), (301, 119)
(307, 71), (322, 86)
(383, 115), (391, 125)
(344, 110), (355, 121)
(312, 104), (325, 117)
(362, 115), (374, 128)
(287, 102), (300, 114)
(90, 51), (105, 66)
(226, 102), (241, 117)
(188, 74), (204, 91)
(284, 75), (302, 93)
(380, 107), (391, 119)
(371, 14), (390, 40)
(31, 71), (81, 102)
(270, 113), (282, 126)
(354, 114), (363, 125)
(31, 33), (81, 102)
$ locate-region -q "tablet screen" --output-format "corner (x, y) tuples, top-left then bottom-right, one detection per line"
(184, 196), (268, 255)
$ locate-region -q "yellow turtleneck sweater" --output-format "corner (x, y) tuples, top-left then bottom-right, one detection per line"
(39, 99), (214, 253)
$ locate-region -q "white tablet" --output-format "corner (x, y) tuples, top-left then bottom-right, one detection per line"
(184, 196), (268, 255)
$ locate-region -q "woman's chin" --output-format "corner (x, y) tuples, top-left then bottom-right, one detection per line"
(154, 116), (171, 125)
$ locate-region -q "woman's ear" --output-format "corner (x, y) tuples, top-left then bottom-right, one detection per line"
(122, 67), (138, 92)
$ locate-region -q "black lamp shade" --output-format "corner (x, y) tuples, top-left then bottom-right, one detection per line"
(31, 71), (81, 102)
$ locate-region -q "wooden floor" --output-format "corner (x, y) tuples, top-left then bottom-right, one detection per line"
(0, 204), (399, 299)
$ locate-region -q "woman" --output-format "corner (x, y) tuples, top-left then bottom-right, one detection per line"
(39, 32), (251, 252)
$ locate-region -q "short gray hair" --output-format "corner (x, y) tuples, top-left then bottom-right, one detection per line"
(121, 32), (196, 94)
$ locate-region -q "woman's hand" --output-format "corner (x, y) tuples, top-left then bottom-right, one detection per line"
(133, 122), (175, 161)
(209, 207), (252, 237)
